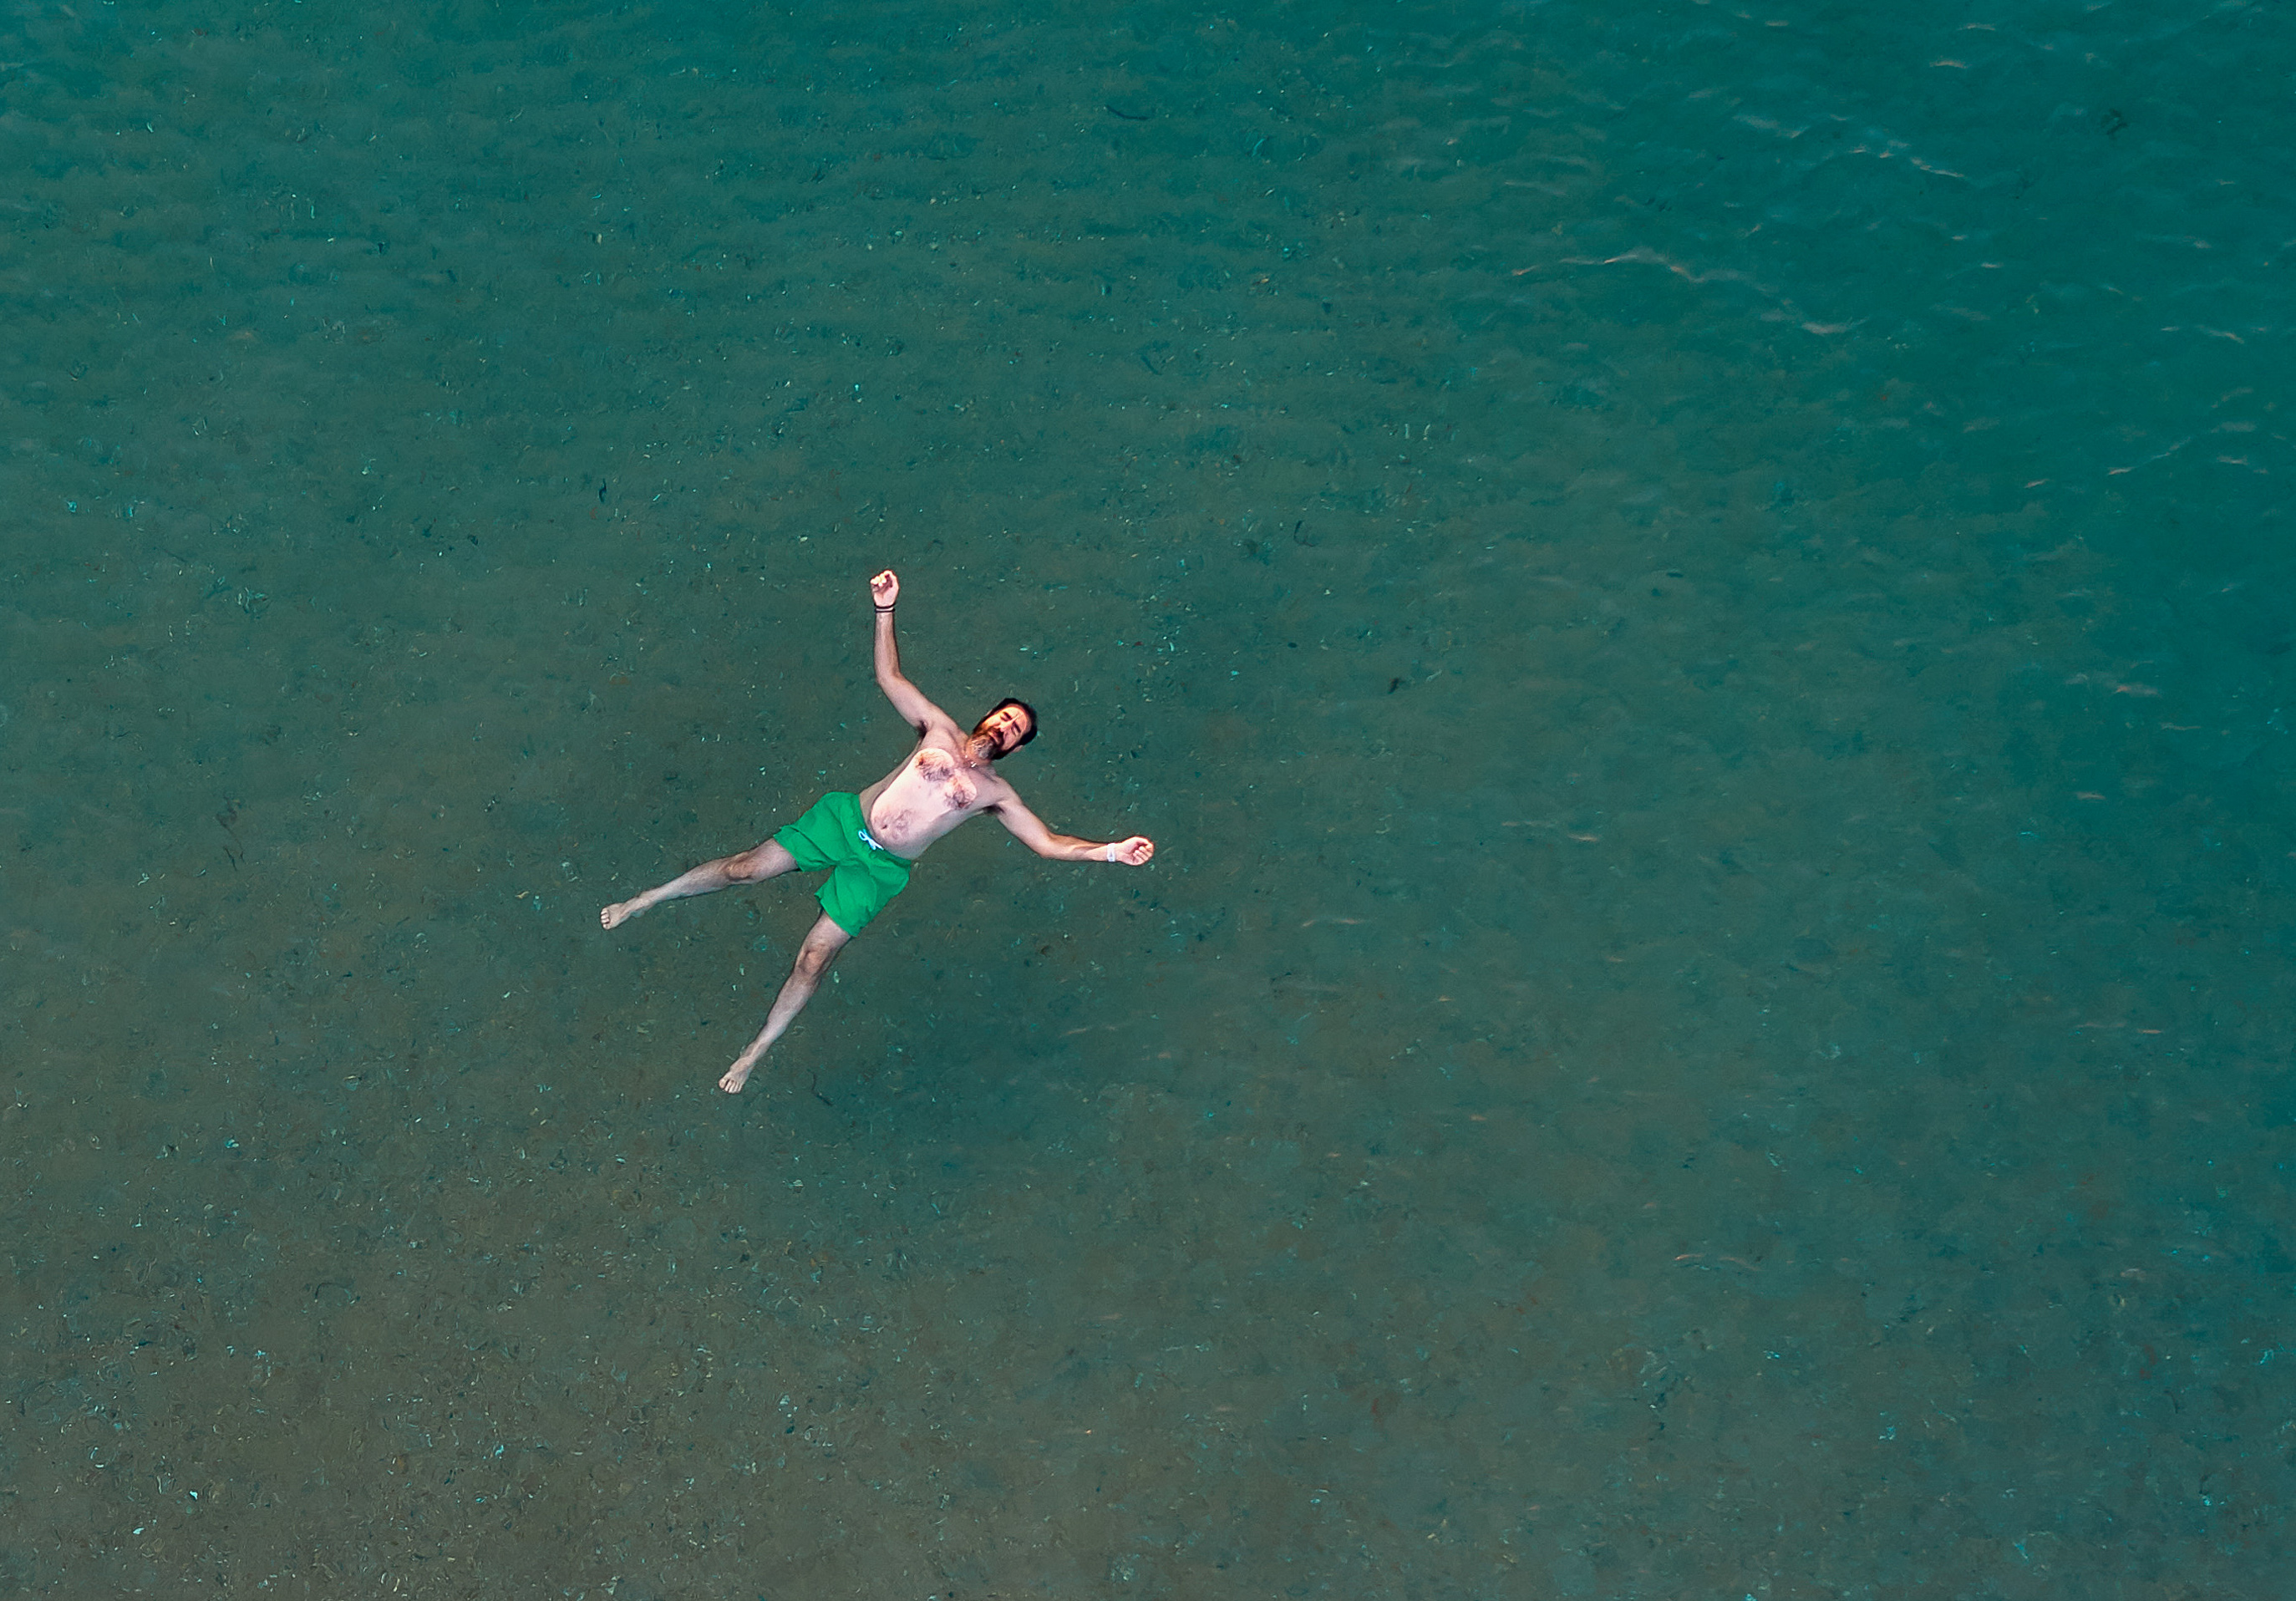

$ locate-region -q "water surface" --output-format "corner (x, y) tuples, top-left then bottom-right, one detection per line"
(4, 0), (2291, 1594)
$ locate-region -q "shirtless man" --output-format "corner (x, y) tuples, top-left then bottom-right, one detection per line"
(600, 569), (1156, 1094)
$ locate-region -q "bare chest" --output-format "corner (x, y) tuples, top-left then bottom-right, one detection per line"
(865, 746), (988, 849)
(907, 747), (979, 812)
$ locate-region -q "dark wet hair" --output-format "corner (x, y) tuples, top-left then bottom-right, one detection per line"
(983, 697), (1039, 754)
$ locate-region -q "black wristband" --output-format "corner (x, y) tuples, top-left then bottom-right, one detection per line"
(874, 604), (896, 613)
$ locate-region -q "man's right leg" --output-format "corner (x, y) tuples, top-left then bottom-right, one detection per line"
(600, 838), (799, 930)
(719, 912), (852, 1094)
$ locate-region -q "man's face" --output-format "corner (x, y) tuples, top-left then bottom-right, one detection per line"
(973, 704), (1032, 757)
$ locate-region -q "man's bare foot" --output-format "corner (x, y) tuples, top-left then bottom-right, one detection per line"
(600, 899), (645, 930)
(719, 1056), (762, 1094)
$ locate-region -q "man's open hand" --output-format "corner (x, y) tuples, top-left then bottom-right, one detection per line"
(871, 570), (900, 608)
(1106, 836), (1155, 867)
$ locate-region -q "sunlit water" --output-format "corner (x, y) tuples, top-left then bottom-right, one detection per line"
(5, 1), (2291, 1594)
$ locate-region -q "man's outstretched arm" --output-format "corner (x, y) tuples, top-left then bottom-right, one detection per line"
(991, 794), (1156, 866)
(869, 569), (954, 734)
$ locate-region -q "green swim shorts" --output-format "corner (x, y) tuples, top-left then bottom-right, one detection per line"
(773, 791), (912, 937)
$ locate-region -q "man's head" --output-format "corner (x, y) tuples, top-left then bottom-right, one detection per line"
(972, 698), (1039, 759)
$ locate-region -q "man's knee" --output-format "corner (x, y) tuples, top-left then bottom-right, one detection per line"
(794, 933), (845, 978)
(725, 846), (775, 882)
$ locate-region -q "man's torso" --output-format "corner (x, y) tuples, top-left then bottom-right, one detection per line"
(856, 734), (1008, 859)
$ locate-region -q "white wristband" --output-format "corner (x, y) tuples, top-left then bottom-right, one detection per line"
(1102, 842), (1120, 862)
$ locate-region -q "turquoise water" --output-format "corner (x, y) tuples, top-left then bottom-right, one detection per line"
(5, 0), (2291, 1593)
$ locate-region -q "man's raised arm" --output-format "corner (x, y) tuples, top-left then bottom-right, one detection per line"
(869, 570), (950, 733)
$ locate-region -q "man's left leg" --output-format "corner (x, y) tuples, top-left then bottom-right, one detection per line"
(601, 838), (798, 930)
(719, 912), (852, 1094)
